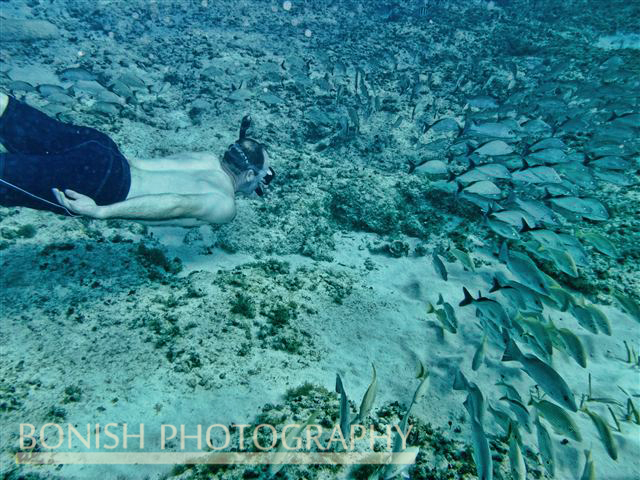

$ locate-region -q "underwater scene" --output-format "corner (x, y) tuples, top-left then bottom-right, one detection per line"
(1, 0), (639, 479)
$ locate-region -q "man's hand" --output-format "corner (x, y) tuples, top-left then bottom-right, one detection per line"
(52, 188), (105, 219)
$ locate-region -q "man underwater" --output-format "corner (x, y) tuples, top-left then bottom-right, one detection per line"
(0, 93), (274, 227)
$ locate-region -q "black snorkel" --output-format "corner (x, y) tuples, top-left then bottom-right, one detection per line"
(228, 114), (275, 196)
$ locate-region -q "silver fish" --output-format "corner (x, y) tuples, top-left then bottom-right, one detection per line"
(529, 137), (566, 151)
(474, 140), (514, 156)
(589, 155), (631, 170)
(465, 121), (516, 139)
(508, 424), (526, 480)
(472, 334), (487, 371)
(414, 160), (449, 177)
(535, 415), (555, 477)
(572, 304), (599, 334)
(526, 148), (568, 165)
(488, 403), (514, 435)
(486, 218), (520, 240)
(460, 288), (511, 330)
(531, 399), (582, 440)
(432, 252), (448, 281)
(466, 95), (498, 110)
(437, 294), (458, 331)
(464, 180), (502, 199)
(450, 248), (475, 272)
(475, 163), (511, 179)
(580, 449), (596, 480)
(37, 84), (68, 97)
(613, 292), (640, 322)
(464, 399), (493, 480)
(502, 340), (578, 412)
(499, 243), (549, 296)
(512, 165), (562, 184)
(556, 327), (588, 368)
(454, 370), (485, 422)
(583, 407), (618, 460)
(59, 67), (97, 82)
(541, 247), (579, 277)
(8, 80), (36, 92)
(521, 118), (552, 135)
(593, 169), (637, 186)
(427, 117), (461, 134)
(490, 209), (537, 228)
(457, 168), (491, 184)
(508, 196), (557, 225)
(500, 396), (531, 433)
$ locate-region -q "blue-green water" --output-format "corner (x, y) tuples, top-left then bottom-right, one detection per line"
(1, 1), (639, 479)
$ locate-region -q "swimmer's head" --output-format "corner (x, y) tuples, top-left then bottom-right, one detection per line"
(222, 116), (275, 196)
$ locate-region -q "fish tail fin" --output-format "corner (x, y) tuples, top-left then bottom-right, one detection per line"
(486, 200), (496, 217)
(408, 160), (416, 174)
(461, 119), (474, 137)
(426, 302), (436, 314)
(499, 241), (509, 264)
(489, 276), (502, 293)
(453, 369), (469, 391)
(460, 287), (475, 307)
(502, 338), (522, 362)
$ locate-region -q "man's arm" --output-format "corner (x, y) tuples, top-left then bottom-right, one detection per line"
(53, 189), (236, 224)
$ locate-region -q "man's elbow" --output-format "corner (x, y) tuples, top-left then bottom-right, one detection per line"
(217, 201), (237, 224)
(199, 198), (236, 224)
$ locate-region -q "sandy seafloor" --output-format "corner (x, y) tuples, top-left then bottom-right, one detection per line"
(1, 1), (640, 479)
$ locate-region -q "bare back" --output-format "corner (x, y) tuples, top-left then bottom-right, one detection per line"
(127, 152), (234, 200)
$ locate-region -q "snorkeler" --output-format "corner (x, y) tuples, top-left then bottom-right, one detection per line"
(0, 93), (274, 227)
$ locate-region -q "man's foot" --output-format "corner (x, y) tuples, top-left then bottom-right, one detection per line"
(0, 92), (8, 117)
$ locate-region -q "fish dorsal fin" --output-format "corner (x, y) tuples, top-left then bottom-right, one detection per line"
(520, 218), (535, 233)
(468, 158), (477, 170)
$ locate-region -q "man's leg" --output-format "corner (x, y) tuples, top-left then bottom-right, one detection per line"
(0, 93), (8, 117)
(0, 94), (122, 156)
(1, 140), (128, 215)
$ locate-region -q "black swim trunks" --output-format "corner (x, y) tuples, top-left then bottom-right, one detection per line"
(0, 96), (131, 215)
